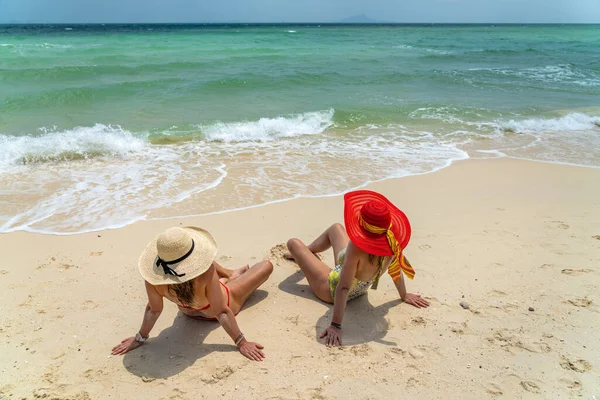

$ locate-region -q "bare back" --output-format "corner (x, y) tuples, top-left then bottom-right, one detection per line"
(152, 264), (228, 318)
(347, 241), (391, 282)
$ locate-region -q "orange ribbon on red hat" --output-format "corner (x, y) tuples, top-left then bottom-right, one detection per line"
(358, 214), (415, 282)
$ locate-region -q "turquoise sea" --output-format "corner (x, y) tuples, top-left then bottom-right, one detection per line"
(1, 24), (599, 233)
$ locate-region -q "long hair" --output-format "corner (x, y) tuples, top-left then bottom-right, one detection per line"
(369, 254), (393, 269)
(168, 280), (195, 306)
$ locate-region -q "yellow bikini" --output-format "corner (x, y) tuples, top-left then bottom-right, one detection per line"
(328, 247), (414, 301)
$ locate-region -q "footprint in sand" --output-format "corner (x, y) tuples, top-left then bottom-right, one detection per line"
(82, 300), (98, 311)
(389, 347), (407, 357)
(407, 345), (440, 360)
(411, 316), (427, 326)
(549, 220), (570, 230)
(33, 388), (91, 400)
(82, 368), (107, 381)
(592, 235), (600, 241)
(560, 356), (592, 373)
(487, 329), (551, 353)
(89, 251), (103, 256)
(484, 382), (504, 396)
(449, 322), (467, 334)
(559, 378), (582, 390)
(561, 268), (593, 276)
(285, 314), (300, 326)
(566, 297), (593, 308)
(0, 270), (8, 275)
(349, 343), (372, 357)
(406, 377), (420, 388)
(200, 365), (236, 384)
(520, 381), (541, 394)
(518, 341), (552, 354)
(418, 244), (431, 251)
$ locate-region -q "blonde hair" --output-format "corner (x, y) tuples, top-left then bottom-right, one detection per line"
(168, 279), (195, 306)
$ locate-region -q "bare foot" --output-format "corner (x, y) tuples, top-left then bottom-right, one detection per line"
(229, 265), (250, 280)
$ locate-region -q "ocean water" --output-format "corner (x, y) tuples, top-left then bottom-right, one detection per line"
(1, 24), (599, 234)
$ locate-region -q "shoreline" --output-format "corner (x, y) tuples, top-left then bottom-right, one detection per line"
(1, 157), (599, 399)
(4, 155), (600, 236)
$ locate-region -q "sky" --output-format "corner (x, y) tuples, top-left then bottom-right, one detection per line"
(0, 0), (599, 24)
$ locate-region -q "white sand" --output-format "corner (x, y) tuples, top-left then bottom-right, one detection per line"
(1, 158), (599, 399)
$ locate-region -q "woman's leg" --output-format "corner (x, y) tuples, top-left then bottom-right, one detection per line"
(227, 260), (274, 314)
(285, 223), (349, 263)
(286, 238), (334, 303)
(215, 262), (249, 282)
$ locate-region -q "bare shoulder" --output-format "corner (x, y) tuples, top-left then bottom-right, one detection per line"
(346, 241), (368, 259)
(145, 280), (162, 294)
(196, 263), (216, 284)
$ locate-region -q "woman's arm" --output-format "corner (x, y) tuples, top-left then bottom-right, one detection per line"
(320, 243), (360, 346)
(205, 265), (265, 361)
(111, 281), (164, 355)
(393, 271), (429, 308)
(139, 281), (164, 336)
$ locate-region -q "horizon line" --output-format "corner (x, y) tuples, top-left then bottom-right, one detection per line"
(1, 21), (599, 25)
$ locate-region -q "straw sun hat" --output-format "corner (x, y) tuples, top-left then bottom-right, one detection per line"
(138, 226), (218, 285)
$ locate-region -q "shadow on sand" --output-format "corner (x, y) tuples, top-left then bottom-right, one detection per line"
(315, 297), (402, 347)
(278, 267), (401, 347)
(122, 289), (269, 379)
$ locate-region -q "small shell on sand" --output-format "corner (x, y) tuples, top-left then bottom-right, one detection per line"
(460, 301), (469, 309)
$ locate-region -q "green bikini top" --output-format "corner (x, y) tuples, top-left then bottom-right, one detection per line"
(337, 247), (384, 290)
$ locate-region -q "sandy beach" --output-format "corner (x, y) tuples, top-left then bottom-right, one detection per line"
(1, 157), (599, 399)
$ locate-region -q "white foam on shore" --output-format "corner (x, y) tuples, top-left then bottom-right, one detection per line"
(2, 110), (599, 235)
(199, 109), (334, 142)
(500, 113), (600, 133)
(0, 124), (146, 171)
(9, 148), (469, 236)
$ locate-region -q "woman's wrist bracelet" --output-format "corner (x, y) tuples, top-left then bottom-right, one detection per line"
(234, 332), (245, 346)
(330, 321), (342, 329)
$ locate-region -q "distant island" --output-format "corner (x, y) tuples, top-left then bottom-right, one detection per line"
(338, 14), (384, 24)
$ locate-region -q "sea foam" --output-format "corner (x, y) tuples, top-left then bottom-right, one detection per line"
(501, 113), (600, 133)
(0, 124), (146, 171)
(199, 109), (334, 142)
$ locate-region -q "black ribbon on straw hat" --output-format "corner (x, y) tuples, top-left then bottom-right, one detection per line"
(155, 240), (195, 277)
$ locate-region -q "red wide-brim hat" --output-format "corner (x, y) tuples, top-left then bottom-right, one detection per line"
(343, 190), (411, 256)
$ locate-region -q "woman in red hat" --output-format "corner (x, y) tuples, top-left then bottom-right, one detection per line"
(285, 190), (429, 346)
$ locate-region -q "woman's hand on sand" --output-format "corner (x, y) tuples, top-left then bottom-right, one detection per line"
(320, 325), (342, 347)
(238, 340), (265, 361)
(111, 337), (143, 355)
(403, 293), (430, 308)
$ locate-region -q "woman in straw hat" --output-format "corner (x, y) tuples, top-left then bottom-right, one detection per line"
(285, 190), (429, 347)
(111, 226), (273, 361)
